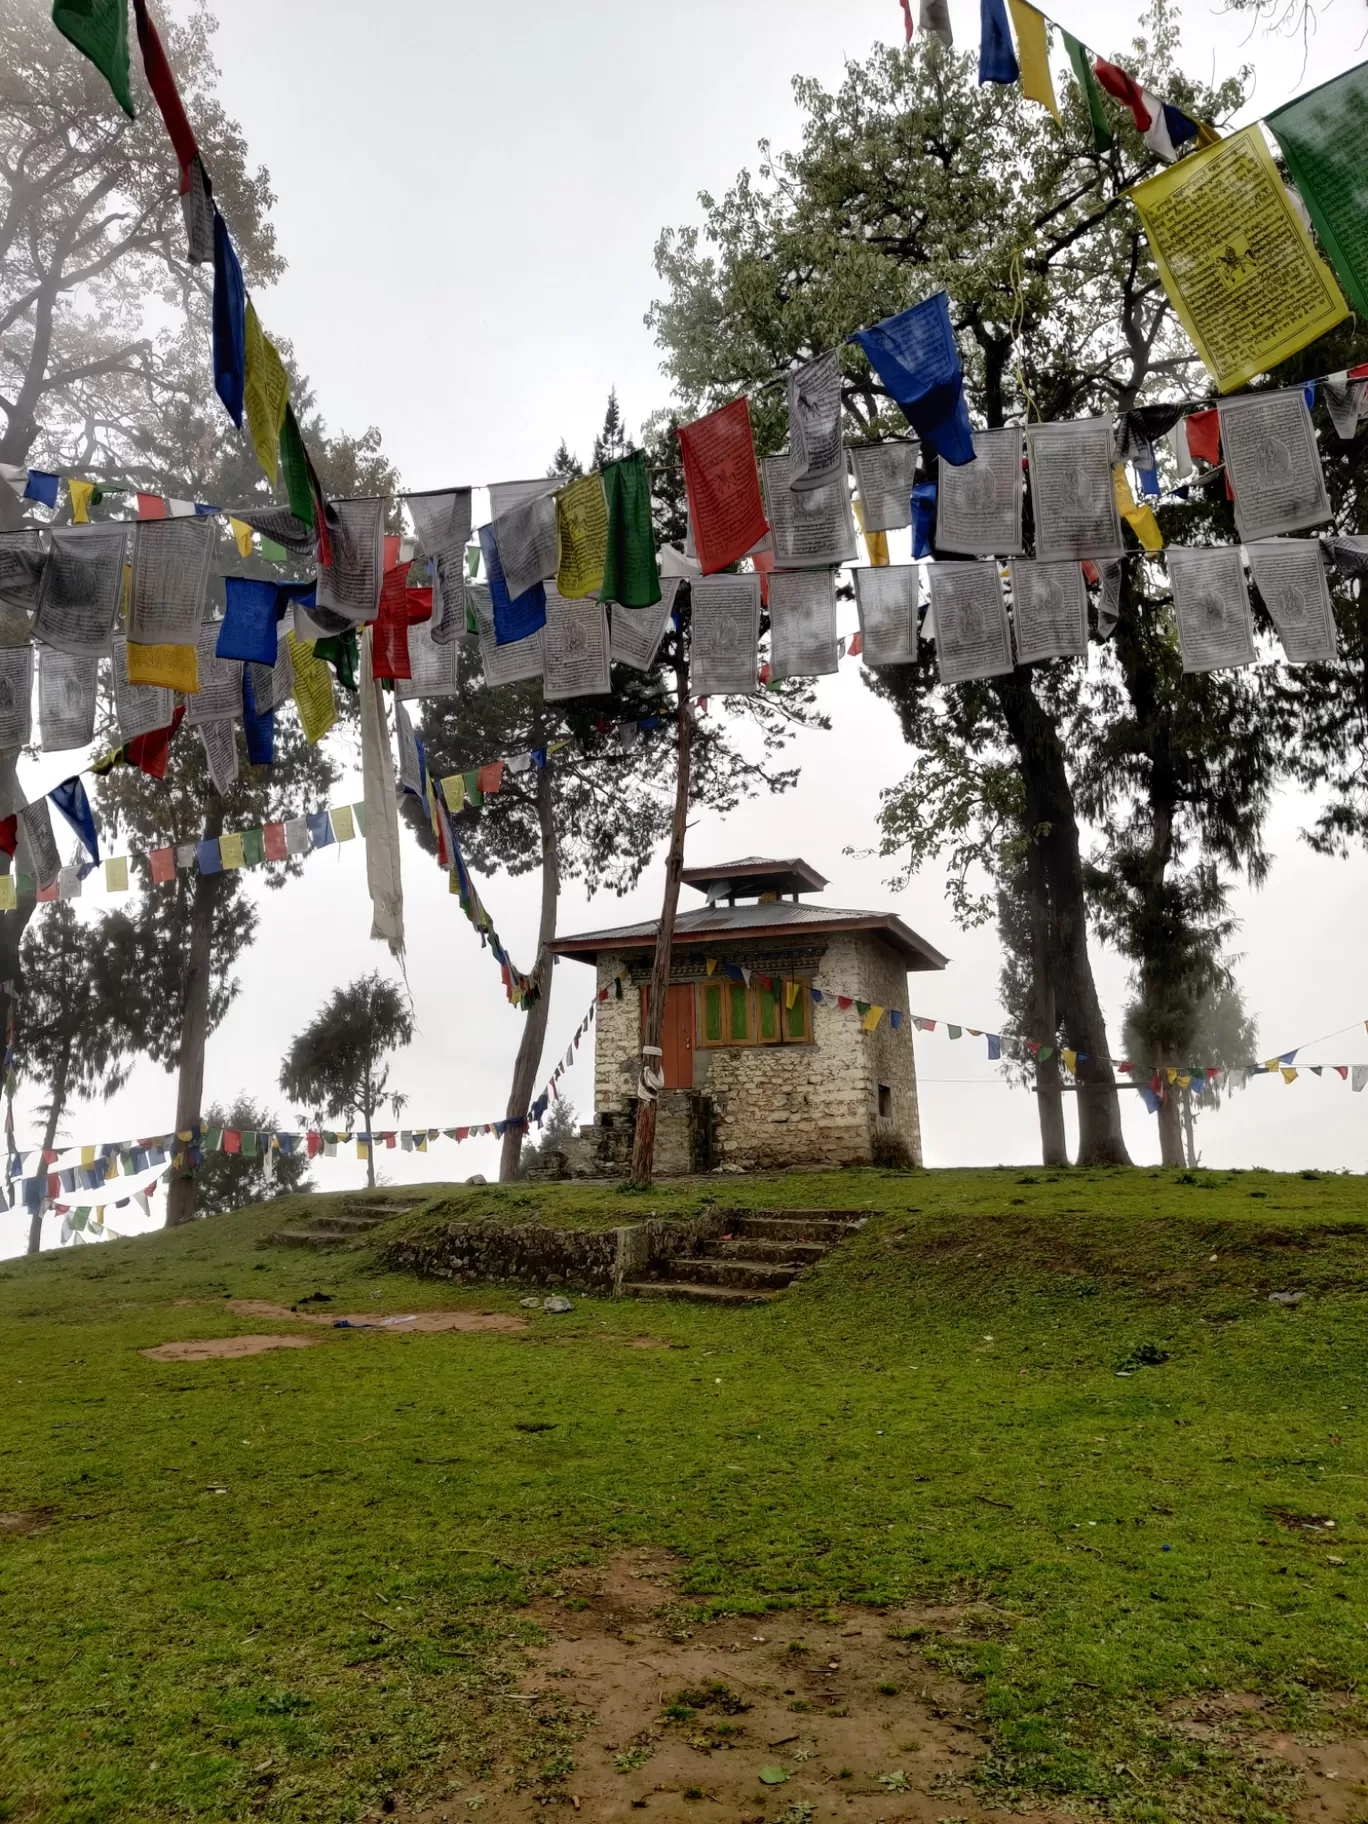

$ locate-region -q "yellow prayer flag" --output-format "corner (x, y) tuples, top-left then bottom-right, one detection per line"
(852, 497), (889, 567)
(229, 517), (254, 560)
(1282, 1066), (1298, 1083)
(287, 631), (336, 745)
(0, 875), (14, 913)
(68, 478), (95, 524)
(1178, 1073), (1192, 1089)
(862, 1005), (884, 1032)
(785, 979), (800, 1009)
(1007, 0), (1061, 122)
(128, 640), (198, 693)
(243, 301), (290, 486)
(105, 856), (128, 893)
(441, 773), (465, 813)
(219, 832), (245, 870)
(1128, 125), (1347, 392)
(330, 805), (355, 843)
(1167, 1068), (1179, 1083)
(80, 1146), (95, 1168)
(357, 1138), (370, 1161)
(1061, 1047), (1077, 1074)
(1112, 467), (1164, 552)
(1263, 1058), (1280, 1072)
(555, 471), (609, 599)
(705, 958), (717, 976)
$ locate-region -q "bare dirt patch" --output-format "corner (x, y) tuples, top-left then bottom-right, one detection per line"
(0, 1509), (52, 1537)
(140, 1334), (319, 1362)
(223, 1299), (528, 1333)
(1162, 1694), (1368, 1823)
(386, 1551), (1064, 1823)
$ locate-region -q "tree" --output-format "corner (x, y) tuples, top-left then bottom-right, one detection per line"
(592, 388), (632, 469)
(1123, 979), (1258, 1165)
(647, 15), (1280, 1167)
(409, 395), (822, 1182)
(194, 1094), (312, 1213)
(279, 974), (414, 1190)
(518, 1096), (579, 1178)
(13, 900), (143, 1252)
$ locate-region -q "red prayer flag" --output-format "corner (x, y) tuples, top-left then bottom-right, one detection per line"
(477, 760), (504, 795)
(47, 1173), (59, 1198)
(383, 534), (402, 572)
(455, 1126), (469, 1142)
(132, 0), (199, 184)
(223, 1129), (241, 1154)
(837, 995), (853, 1009)
(1093, 57), (1152, 130)
(1336, 1065), (1349, 1079)
(136, 492), (167, 520)
(307, 1131), (321, 1158)
(0, 816), (16, 858)
(263, 821), (287, 861)
(37, 881), (57, 902)
(149, 846), (175, 884)
(1184, 409), (1220, 466)
(758, 662), (772, 686)
(848, 631), (863, 657)
(384, 1133), (396, 1149)
(1081, 560), (1100, 585)
(752, 545), (775, 608)
(1349, 363), (1368, 380)
(676, 398), (769, 574)
(900, 0), (913, 39)
(127, 704), (184, 781)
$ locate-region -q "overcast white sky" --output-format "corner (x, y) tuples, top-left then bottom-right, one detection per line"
(7, 0), (1368, 1258)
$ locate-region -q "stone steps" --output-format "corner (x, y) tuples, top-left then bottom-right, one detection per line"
(712, 1237), (829, 1265)
(728, 1213), (867, 1244)
(672, 1256), (801, 1290)
(267, 1203), (417, 1249)
(622, 1280), (778, 1306)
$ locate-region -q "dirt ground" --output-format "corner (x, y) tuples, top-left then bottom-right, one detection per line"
(140, 1303), (529, 1359)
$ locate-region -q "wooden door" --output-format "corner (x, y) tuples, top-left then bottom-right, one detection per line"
(641, 983), (696, 1090)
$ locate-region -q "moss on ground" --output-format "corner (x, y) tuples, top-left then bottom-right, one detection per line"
(0, 1165), (1365, 1820)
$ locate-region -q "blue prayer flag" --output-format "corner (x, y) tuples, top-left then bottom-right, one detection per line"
(307, 809), (333, 850)
(220, 578), (282, 664)
(49, 777), (99, 864)
(850, 293), (976, 466)
(242, 665), (275, 766)
(478, 523), (546, 645)
(23, 470), (60, 509)
(212, 211), (246, 428)
(979, 0), (1019, 84)
(911, 482), (937, 559)
(196, 838), (222, 875)
(987, 1034), (1001, 1060)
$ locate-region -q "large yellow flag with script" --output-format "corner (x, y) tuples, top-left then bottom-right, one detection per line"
(1129, 125), (1346, 392)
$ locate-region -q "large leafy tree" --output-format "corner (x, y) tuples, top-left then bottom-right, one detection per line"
(195, 1094), (312, 1213)
(645, 15), (1322, 1168)
(279, 974), (414, 1190)
(409, 392), (821, 1181)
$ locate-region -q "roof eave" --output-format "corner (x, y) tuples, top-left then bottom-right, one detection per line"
(550, 915), (947, 972)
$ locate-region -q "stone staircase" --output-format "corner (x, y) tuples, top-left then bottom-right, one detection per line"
(624, 1209), (866, 1305)
(268, 1198), (417, 1250)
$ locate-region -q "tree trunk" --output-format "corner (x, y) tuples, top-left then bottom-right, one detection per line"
(28, 1042), (69, 1255)
(1181, 1085), (1197, 1167)
(1154, 1068), (1185, 1166)
(994, 677), (1130, 1166)
(364, 1087), (376, 1190)
(1025, 842), (1068, 1165)
(164, 803), (225, 1226)
(500, 767), (561, 1182)
(630, 661), (693, 1186)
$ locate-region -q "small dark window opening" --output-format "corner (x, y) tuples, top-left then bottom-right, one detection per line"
(877, 1083), (893, 1119)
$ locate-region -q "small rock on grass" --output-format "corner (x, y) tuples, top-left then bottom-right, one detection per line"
(543, 1295), (574, 1314)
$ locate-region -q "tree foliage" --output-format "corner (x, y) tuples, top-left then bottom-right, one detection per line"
(279, 974), (414, 1135)
(195, 1095), (312, 1214)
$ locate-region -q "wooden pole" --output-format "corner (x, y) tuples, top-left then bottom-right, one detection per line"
(630, 654), (693, 1186)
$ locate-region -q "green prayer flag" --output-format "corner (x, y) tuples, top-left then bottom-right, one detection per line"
(17, 873), (34, 896)
(314, 630), (359, 691)
(241, 827), (265, 867)
(1268, 61), (1368, 318)
(241, 1130), (259, 1158)
(599, 450), (662, 609)
(279, 403), (316, 530)
(259, 537), (288, 563)
(1063, 33), (1111, 150)
(855, 1000), (871, 1016)
(462, 770), (483, 808)
(1039, 1044), (1055, 1061)
(947, 1024), (962, 1040)
(52, 0), (134, 117)
(205, 1127), (223, 1152)
(466, 544), (481, 580)
(352, 800), (366, 836)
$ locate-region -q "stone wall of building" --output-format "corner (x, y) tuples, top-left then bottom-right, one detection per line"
(382, 1207), (727, 1294)
(584, 933), (922, 1172)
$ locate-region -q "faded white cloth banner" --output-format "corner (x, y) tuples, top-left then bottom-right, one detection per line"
(769, 568), (839, 678)
(199, 718), (239, 795)
(1245, 538), (1338, 664)
(762, 451), (857, 569)
(38, 647), (98, 751)
(396, 613), (461, 701)
(20, 797), (60, 890)
(850, 441), (920, 532)
(0, 645), (32, 749)
(33, 524), (126, 655)
(690, 574), (761, 695)
(610, 575), (679, 672)
(927, 562), (1014, 684)
(1218, 392), (1331, 542)
(937, 428), (1024, 556)
(1168, 545), (1256, 673)
(317, 496), (385, 624)
(543, 591), (612, 700)
(787, 350), (845, 492)
(1096, 561), (1124, 638)
(406, 489), (473, 645)
(493, 489), (558, 602)
(128, 516), (214, 647)
(247, 628), (294, 715)
(0, 530), (45, 612)
(185, 621), (243, 724)
(393, 693), (424, 799)
(1009, 560), (1088, 663)
(1322, 373), (1366, 441)
(854, 564), (919, 666)
(1026, 419), (1124, 561)
(360, 627), (404, 958)
(113, 637), (172, 740)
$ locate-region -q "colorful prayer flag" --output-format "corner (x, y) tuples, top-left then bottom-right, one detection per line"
(287, 631), (336, 745)
(127, 641), (197, 694)
(68, 477), (95, 523)
(1007, 0), (1060, 122)
(330, 805), (355, 842)
(211, 212), (247, 428)
(979, 0), (1018, 84)
(52, 0), (134, 116)
(219, 832), (245, 870)
(243, 301), (290, 484)
(149, 846), (175, 884)
(1063, 32), (1111, 149)
(850, 293), (974, 465)
(1268, 61), (1368, 320)
(600, 450), (662, 607)
(676, 399), (770, 575)
(555, 471), (609, 599)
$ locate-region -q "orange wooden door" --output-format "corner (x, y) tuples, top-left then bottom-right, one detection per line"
(641, 983), (696, 1090)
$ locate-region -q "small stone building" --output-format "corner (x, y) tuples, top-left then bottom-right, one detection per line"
(548, 857), (946, 1176)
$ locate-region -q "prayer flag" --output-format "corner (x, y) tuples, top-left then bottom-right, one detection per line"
(979, 0), (1018, 84)
(68, 478), (95, 523)
(150, 846), (175, 883)
(1063, 33), (1111, 150)
(240, 827), (265, 867)
(1268, 61), (1368, 319)
(279, 403), (317, 532)
(52, 0), (134, 116)
(241, 666), (274, 766)
(600, 450), (661, 607)
(555, 471), (609, 599)
(477, 760), (504, 795)
(135, 491), (165, 520)
(850, 292), (974, 465)
(264, 821), (286, 861)
(330, 805), (355, 842)
(676, 399), (770, 574)
(127, 641), (197, 693)
(287, 632), (336, 745)
(862, 1005), (884, 1031)
(1129, 125), (1347, 392)
(228, 517), (253, 561)
(1113, 467), (1163, 550)
(441, 773), (465, 814)
(132, 0), (197, 176)
(919, 0), (952, 44)
(1007, 0), (1060, 121)
(243, 301), (290, 485)
(24, 471), (59, 509)
(211, 212), (247, 428)
(0, 877), (15, 913)
(220, 577), (282, 665)
(49, 776), (99, 863)
(853, 497), (890, 567)
(219, 832), (245, 870)
(477, 523), (546, 645)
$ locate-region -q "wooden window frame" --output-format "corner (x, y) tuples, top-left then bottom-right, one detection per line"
(697, 975), (813, 1050)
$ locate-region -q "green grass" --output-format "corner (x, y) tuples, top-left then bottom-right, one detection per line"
(2, 1166), (1367, 1821)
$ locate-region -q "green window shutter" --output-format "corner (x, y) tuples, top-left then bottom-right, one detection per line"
(758, 985), (778, 1041)
(786, 986), (807, 1040)
(728, 982), (749, 1042)
(703, 983), (723, 1043)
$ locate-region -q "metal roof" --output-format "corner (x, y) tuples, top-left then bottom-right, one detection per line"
(680, 856), (829, 898)
(550, 898), (948, 971)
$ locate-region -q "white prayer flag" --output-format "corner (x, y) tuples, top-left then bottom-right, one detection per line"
(112, 637), (173, 740)
(849, 440), (920, 533)
(33, 524), (126, 656)
(19, 797), (60, 889)
(0, 530), (46, 612)
(768, 569), (839, 679)
(405, 489), (472, 645)
(184, 621), (243, 724)
(1026, 420), (1124, 560)
(1168, 545), (1256, 673)
(763, 452), (857, 569)
(1245, 539), (1337, 664)
(543, 591), (612, 700)
(396, 614), (461, 700)
(199, 718), (239, 795)
(38, 647), (99, 751)
(317, 496), (385, 624)
(1008, 560), (1088, 664)
(854, 564), (919, 666)
(284, 816), (310, 857)
(1218, 392), (1331, 542)
(937, 428), (1024, 556)
(470, 584), (543, 687)
(786, 350), (845, 492)
(128, 516), (215, 647)
(0, 645), (33, 748)
(927, 562), (1014, 684)
(493, 490), (558, 601)
(690, 574), (761, 696)
(609, 575), (680, 672)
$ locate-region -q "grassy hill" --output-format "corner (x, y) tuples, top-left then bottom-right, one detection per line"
(1, 1166), (1366, 1821)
